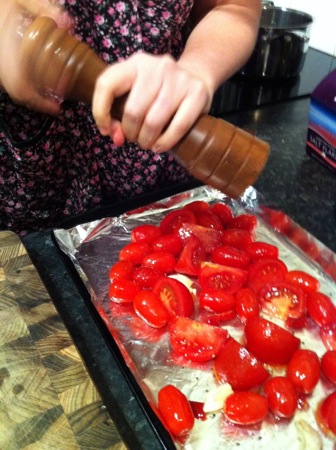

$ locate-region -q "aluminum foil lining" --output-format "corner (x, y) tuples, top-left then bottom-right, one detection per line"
(54, 186), (336, 450)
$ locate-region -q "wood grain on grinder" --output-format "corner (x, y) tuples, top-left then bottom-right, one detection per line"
(0, 231), (127, 450)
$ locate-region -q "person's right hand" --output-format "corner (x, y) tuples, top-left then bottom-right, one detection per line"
(0, 0), (73, 114)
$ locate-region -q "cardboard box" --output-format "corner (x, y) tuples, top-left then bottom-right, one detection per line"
(306, 69), (336, 174)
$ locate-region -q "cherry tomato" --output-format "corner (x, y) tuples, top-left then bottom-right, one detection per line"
(320, 323), (336, 350)
(199, 262), (247, 294)
(131, 224), (161, 244)
(211, 203), (234, 227)
(151, 233), (183, 256)
(158, 384), (194, 437)
(152, 276), (194, 318)
(286, 349), (320, 394)
(170, 316), (228, 362)
(183, 200), (210, 213)
(316, 391), (336, 438)
(284, 270), (320, 294)
(247, 257), (288, 294)
(175, 235), (206, 276)
(109, 260), (135, 283)
(246, 241), (279, 261)
(234, 287), (260, 324)
(228, 213), (257, 232)
(264, 376), (298, 418)
(221, 228), (253, 250)
(321, 350), (336, 384)
(133, 290), (170, 328)
(306, 291), (336, 327)
(176, 223), (223, 254)
(119, 241), (151, 265)
(141, 251), (176, 274)
(258, 281), (306, 320)
(199, 289), (236, 314)
(224, 392), (268, 425)
(108, 279), (141, 304)
(195, 210), (224, 231)
(245, 316), (301, 365)
(132, 266), (162, 289)
(211, 245), (250, 269)
(160, 209), (197, 235)
(213, 337), (269, 391)
(264, 208), (291, 234)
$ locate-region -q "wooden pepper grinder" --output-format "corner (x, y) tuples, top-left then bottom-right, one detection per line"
(19, 16), (270, 198)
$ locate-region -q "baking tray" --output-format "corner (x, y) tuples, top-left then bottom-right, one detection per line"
(52, 186), (336, 449)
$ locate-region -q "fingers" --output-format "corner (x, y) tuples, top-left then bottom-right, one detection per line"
(92, 53), (212, 151)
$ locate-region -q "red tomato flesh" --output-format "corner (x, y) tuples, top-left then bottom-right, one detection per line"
(198, 262), (247, 294)
(153, 276), (194, 318)
(286, 349), (320, 394)
(170, 316), (228, 362)
(160, 209), (197, 235)
(247, 257), (288, 294)
(316, 391), (336, 438)
(176, 223), (223, 254)
(134, 290), (170, 328)
(224, 391), (268, 425)
(321, 350), (336, 384)
(213, 337), (269, 391)
(158, 384), (195, 437)
(264, 376), (298, 418)
(245, 316), (301, 365)
(258, 281), (306, 320)
(174, 235), (206, 276)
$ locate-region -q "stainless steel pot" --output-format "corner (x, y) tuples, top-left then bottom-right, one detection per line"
(240, 6), (313, 78)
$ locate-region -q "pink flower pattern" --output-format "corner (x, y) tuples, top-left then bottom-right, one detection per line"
(0, 0), (194, 234)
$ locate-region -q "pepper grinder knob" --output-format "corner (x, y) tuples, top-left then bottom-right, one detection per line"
(20, 16), (270, 198)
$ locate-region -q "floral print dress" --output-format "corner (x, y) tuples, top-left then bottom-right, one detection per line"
(0, 0), (194, 234)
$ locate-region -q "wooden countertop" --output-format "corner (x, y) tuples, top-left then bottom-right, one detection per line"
(0, 231), (127, 449)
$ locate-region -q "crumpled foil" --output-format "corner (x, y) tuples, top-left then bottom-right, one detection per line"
(54, 186), (336, 450)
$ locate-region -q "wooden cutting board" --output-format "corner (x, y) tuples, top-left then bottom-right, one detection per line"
(0, 231), (127, 450)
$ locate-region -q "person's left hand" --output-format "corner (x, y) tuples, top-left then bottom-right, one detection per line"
(92, 52), (213, 152)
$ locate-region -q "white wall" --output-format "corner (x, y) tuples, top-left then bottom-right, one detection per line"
(269, 0), (336, 55)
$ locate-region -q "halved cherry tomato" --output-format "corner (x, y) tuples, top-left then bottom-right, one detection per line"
(194, 211), (224, 231)
(286, 349), (320, 394)
(221, 228), (253, 250)
(211, 203), (234, 227)
(133, 290), (170, 328)
(183, 200), (210, 213)
(152, 276), (194, 318)
(234, 287), (260, 324)
(321, 350), (336, 384)
(141, 251), (176, 274)
(175, 235), (206, 276)
(176, 223), (223, 254)
(246, 241), (279, 261)
(316, 391), (336, 438)
(132, 266), (162, 288)
(119, 241), (151, 265)
(108, 279), (141, 304)
(131, 224), (161, 244)
(151, 233), (183, 256)
(228, 214), (257, 232)
(109, 260), (135, 283)
(264, 376), (298, 418)
(213, 337), (269, 391)
(158, 384), (194, 437)
(160, 209), (197, 235)
(211, 245), (250, 269)
(258, 281), (306, 320)
(284, 270), (320, 294)
(245, 316), (301, 365)
(247, 257), (288, 294)
(320, 323), (336, 350)
(224, 392), (268, 425)
(199, 262), (247, 294)
(306, 291), (336, 327)
(170, 316), (228, 362)
(199, 289), (236, 314)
